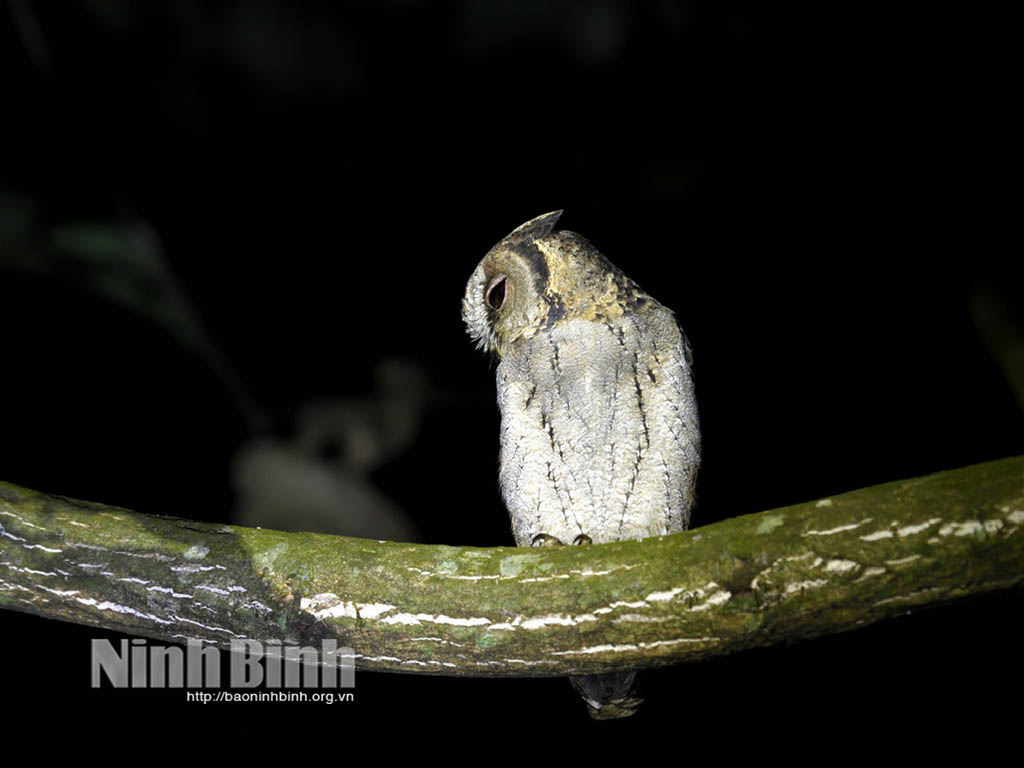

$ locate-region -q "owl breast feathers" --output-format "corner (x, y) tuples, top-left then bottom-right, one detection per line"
(463, 211), (700, 547)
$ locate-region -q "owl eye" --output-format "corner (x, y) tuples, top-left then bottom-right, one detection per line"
(485, 275), (508, 310)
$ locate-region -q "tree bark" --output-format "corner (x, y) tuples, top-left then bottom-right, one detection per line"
(1, 456), (1022, 676)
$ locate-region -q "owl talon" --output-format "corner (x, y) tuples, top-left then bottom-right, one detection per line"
(572, 534), (592, 546)
(531, 533), (565, 547)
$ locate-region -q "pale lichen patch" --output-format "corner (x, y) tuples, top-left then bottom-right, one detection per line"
(252, 542), (289, 571)
(435, 560), (458, 576)
(815, 499), (833, 508)
(184, 545), (210, 561)
(499, 552), (542, 577)
(756, 514), (785, 534)
(825, 559), (859, 573)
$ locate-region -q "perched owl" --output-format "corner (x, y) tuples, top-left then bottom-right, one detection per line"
(462, 211), (701, 719)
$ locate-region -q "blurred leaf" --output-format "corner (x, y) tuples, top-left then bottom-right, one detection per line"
(0, 184), (265, 432)
(971, 284), (1024, 416)
(0, 185), (39, 252)
(44, 220), (209, 357)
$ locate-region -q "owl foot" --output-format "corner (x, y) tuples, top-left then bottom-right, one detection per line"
(570, 671), (643, 720)
(530, 533), (564, 547)
(572, 534), (592, 546)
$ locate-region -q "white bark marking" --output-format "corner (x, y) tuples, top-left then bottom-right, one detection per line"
(170, 564), (227, 573)
(860, 529), (894, 541)
(301, 594), (396, 620)
(197, 584), (231, 595)
(68, 595), (174, 624)
(520, 613), (598, 629)
(825, 559), (859, 573)
(1, 509), (46, 530)
(939, 520), (1003, 537)
(885, 555), (921, 566)
(874, 586), (947, 606)
(784, 579), (828, 595)
(355, 653), (457, 668)
(646, 585), (688, 602)
(855, 566), (887, 581)
(551, 636), (719, 656)
(689, 590), (732, 611)
(380, 613), (493, 627)
(613, 614), (671, 623)
(1, 562), (57, 577)
(804, 518), (872, 536)
(897, 518), (942, 537)
(147, 584), (194, 598)
(170, 614), (247, 637)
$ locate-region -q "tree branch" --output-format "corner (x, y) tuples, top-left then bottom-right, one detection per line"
(1, 457), (1022, 676)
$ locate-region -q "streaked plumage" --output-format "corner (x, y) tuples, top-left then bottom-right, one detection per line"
(462, 211), (700, 718)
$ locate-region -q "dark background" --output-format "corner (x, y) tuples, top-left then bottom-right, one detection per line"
(1, 0), (1019, 745)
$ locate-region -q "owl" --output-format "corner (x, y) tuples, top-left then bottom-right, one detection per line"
(462, 211), (701, 719)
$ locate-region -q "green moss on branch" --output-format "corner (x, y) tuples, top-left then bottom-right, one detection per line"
(1, 456), (1022, 676)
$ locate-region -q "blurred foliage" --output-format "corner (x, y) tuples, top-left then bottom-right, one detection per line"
(233, 358), (427, 540)
(0, 182), (266, 431)
(971, 285), (1024, 416)
(1, 186), (205, 356)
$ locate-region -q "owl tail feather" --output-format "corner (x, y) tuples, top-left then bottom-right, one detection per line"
(569, 671), (643, 720)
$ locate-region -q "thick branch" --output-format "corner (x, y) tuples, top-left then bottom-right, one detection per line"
(1, 457), (1022, 676)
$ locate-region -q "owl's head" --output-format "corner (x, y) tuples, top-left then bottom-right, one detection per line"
(462, 210), (564, 355)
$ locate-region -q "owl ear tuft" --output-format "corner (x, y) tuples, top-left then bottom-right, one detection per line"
(506, 210), (563, 243)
